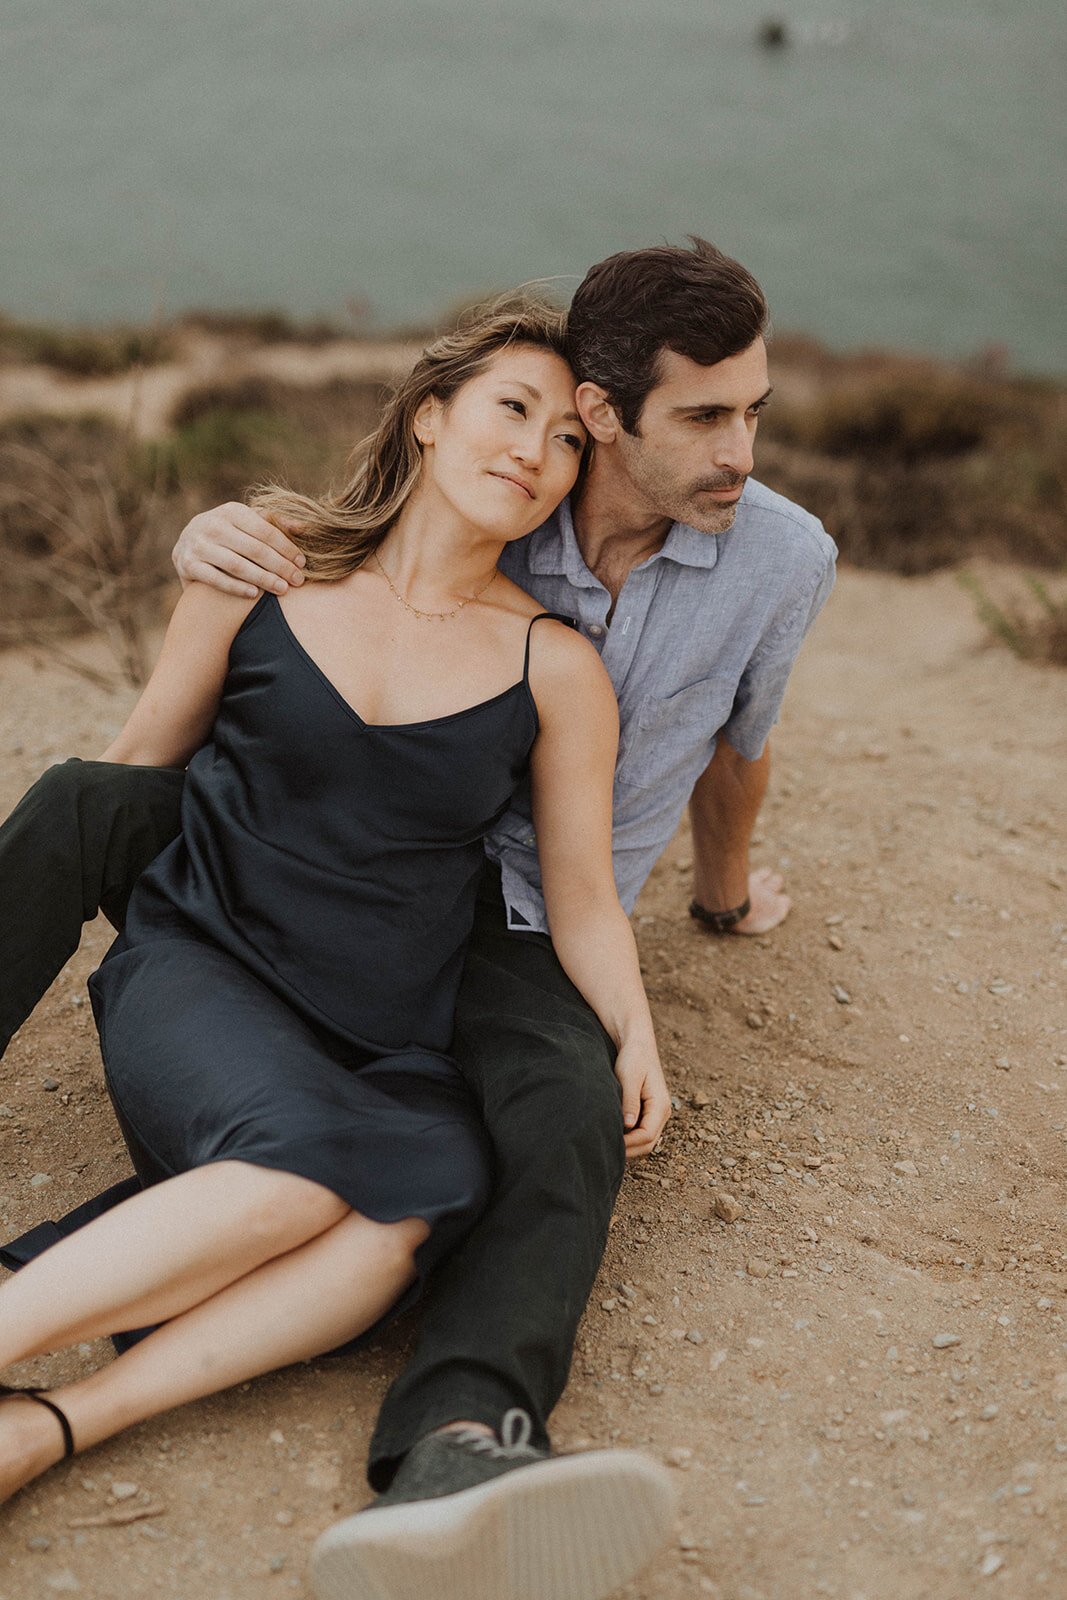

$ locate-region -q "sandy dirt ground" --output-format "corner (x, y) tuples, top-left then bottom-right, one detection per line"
(1, 564), (1065, 1600)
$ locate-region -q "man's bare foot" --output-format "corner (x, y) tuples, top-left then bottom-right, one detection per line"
(731, 866), (792, 935)
(0, 1393), (69, 1503)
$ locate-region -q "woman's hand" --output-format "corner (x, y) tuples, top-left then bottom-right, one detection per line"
(615, 1037), (672, 1161)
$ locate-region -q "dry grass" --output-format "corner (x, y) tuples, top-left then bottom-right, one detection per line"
(0, 417), (188, 686)
(0, 315), (173, 377)
(958, 569), (1067, 665)
(1, 319), (1065, 666)
(760, 362), (1067, 575)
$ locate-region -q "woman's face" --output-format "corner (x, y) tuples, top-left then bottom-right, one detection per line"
(416, 345), (586, 541)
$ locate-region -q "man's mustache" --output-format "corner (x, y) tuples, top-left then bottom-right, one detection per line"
(693, 474), (748, 493)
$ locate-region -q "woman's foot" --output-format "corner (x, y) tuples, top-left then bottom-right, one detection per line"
(0, 1391), (71, 1502)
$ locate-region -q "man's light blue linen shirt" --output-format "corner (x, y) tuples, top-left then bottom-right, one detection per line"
(487, 477), (837, 934)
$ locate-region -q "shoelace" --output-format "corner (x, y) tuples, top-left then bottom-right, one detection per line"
(449, 1408), (537, 1458)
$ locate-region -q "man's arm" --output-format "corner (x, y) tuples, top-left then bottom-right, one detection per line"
(173, 503), (307, 598)
(688, 736), (791, 936)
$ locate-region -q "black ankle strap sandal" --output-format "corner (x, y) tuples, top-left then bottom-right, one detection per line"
(0, 1383), (75, 1457)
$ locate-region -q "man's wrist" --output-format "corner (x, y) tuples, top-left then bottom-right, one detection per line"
(688, 896), (751, 933)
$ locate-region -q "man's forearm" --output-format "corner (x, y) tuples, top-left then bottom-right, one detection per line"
(688, 738), (770, 911)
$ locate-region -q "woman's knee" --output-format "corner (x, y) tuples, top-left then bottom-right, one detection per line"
(350, 1212), (430, 1266)
(217, 1164), (350, 1243)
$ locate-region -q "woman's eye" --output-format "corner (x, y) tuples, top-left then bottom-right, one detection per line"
(559, 433), (584, 452)
(502, 398), (526, 415)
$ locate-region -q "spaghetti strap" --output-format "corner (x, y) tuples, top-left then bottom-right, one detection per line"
(522, 611), (577, 679)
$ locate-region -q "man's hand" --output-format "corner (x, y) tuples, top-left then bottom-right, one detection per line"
(729, 865), (792, 935)
(615, 1038), (672, 1160)
(172, 503), (307, 597)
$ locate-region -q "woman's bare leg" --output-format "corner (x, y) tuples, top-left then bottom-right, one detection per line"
(0, 1207), (429, 1500)
(0, 1161), (350, 1363)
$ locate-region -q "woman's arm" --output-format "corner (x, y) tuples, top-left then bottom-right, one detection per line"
(101, 586), (259, 766)
(528, 625), (670, 1160)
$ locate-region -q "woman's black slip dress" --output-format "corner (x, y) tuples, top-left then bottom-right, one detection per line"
(87, 593), (569, 1291)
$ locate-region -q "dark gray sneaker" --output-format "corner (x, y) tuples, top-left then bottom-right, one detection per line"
(310, 1409), (677, 1600)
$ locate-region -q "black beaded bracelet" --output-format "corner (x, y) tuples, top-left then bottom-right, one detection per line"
(688, 896), (751, 933)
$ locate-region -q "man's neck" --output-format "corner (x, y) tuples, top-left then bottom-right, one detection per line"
(571, 456), (672, 609)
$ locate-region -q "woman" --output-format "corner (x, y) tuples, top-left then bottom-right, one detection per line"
(0, 300), (667, 1501)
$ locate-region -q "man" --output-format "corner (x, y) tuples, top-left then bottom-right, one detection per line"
(0, 238), (834, 1600)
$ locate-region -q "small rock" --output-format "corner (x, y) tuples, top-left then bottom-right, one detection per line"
(994, 1057), (1011, 1071)
(110, 1480), (140, 1501)
(27, 1536), (53, 1552)
(746, 1012), (764, 1030)
(600, 1298), (618, 1312)
(832, 985), (852, 1005)
(827, 934), (844, 951)
(46, 1575), (81, 1595)
(690, 1091), (711, 1109)
(893, 1160), (919, 1177)
(268, 1555), (286, 1573)
(803, 1156), (822, 1169)
(712, 1190), (743, 1223)
(980, 1550), (1004, 1577)
(29, 1172), (53, 1188)
(980, 1405), (999, 1420)
(746, 1258), (772, 1279)
(744, 1127), (765, 1144)
(1050, 1372), (1067, 1402)
(275, 1509), (295, 1527)
(42, 1077), (60, 1091)
(685, 1329), (705, 1346)
(269, 1429), (285, 1445)
(666, 1446), (693, 1469)
(932, 1333), (962, 1350)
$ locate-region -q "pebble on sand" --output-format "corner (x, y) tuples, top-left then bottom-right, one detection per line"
(746, 1258), (773, 1278)
(712, 1190), (743, 1223)
(893, 1160), (919, 1177)
(932, 1333), (962, 1349)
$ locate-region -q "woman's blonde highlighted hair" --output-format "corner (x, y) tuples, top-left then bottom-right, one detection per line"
(250, 296), (571, 582)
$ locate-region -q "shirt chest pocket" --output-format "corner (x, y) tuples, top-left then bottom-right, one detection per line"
(616, 675), (738, 793)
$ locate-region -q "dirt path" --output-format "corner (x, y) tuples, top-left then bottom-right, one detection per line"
(1, 566), (1064, 1599)
(0, 333), (423, 437)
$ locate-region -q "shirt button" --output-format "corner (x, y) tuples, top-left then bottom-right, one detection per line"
(588, 623), (605, 638)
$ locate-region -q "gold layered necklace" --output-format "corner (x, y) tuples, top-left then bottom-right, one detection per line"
(373, 548), (498, 622)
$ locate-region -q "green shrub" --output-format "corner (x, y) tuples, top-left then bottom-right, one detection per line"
(0, 317), (173, 376)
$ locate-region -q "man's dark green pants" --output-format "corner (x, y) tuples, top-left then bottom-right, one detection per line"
(0, 758), (625, 1488)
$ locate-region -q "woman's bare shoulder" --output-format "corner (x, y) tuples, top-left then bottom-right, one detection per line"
(170, 582), (263, 644)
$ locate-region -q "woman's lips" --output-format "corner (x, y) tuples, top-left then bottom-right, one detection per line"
(490, 472), (535, 500)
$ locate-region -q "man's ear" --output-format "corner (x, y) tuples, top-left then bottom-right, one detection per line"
(413, 394), (440, 447)
(575, 382), (621, 444)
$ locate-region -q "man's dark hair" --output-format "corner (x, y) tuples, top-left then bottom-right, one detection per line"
(566, 236), (768, 434)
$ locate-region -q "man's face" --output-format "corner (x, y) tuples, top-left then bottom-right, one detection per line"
(609, 338), (771, 534)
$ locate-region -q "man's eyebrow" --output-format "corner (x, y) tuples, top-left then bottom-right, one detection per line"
(503, 379), (583, 425)
(670, 385), (774, 417)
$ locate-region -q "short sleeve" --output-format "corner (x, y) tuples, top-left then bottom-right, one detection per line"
(718, 539), (836, 760)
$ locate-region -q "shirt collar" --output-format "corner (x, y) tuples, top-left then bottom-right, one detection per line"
(525, 493), (721, 578)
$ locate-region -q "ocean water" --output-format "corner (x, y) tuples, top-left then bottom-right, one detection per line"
(1, 0), (1064, 372)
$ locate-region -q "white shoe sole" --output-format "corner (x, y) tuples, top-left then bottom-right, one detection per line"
(309, 1449), (679, 1600)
